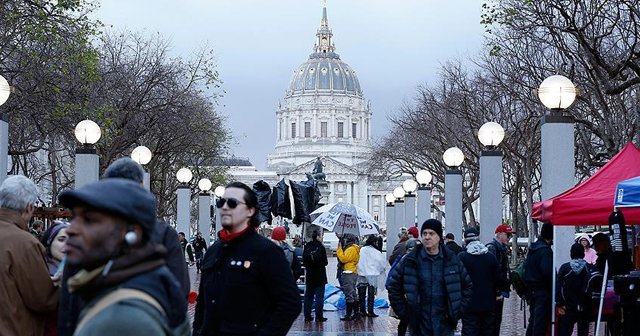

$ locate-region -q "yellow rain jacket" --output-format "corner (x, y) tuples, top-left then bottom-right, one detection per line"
(337, 244), (360, 273)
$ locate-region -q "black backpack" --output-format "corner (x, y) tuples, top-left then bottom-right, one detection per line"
(304, 244), (323, 267)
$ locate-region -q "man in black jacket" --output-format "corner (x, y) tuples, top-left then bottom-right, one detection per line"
(387, 219), (473, 336)
(302, 230), (328, 322)
(445, 233), (463, 254)
(486, 224), (513, 336)
(193, 182), (301, 336)
(524, 223), (553, 336)
(459, 227), (500, 336)
(556, 243), (595, 336)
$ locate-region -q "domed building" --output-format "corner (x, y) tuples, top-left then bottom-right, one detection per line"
(231, 5), (394, 224)
(267, 6), (372, 170)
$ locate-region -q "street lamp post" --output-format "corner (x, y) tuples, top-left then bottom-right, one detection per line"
(538, 74), (578, 336)
(131, 145), (152, 191)
(74, 120), (101, 188)
(385, 193), (395, 259)
(443, 146), (464, 242)
(478, 122), (505, 243)
(416, 169), (432, 225)
(388, 186), (405, 254)
(402, 178), (418, 228)
(198, 178), (212, 244)
(0, 75), (11, 185)
(176, 168), (193, 238)
(212, 185), (225, 243)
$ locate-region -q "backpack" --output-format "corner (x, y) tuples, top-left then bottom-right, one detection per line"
(304, 245), (323, 266)
(511, 260), (530, 300)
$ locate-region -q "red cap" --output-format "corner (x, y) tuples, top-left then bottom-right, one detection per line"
(407, 226), (419, 238)
(271, 226), (287, 241)
(495, 224), (513, 234)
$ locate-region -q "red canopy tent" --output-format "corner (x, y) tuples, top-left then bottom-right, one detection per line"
(532, 142), (640, 225)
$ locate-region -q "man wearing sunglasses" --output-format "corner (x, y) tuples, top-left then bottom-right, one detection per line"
(486, 224), (514, 336)
(193, 182), (301, 336)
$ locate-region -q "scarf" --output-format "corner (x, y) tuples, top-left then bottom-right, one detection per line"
(218, 225), (252, 243)
(68, 243), (167, 295)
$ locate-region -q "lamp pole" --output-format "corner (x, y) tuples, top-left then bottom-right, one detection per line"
(416, 170), (432, 226)
(0, 75), (11, 185)
(388, 186), (405, 254)
(198, 178), (212, 243)
(478, 122), (505, 243)
(131, 145), (152, 191)
(537, 74), (578, 336)
(74, 120), (101, 188)
(385, 193), (395, 259)
(213, 186), (225, 244)
(443, 147), (464, 242)
(176, 168), (192, 237)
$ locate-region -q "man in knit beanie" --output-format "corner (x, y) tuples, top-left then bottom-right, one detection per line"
(387, 218), (472, 335)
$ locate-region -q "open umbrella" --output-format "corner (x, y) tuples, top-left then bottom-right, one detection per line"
(311, 202), (379, 236)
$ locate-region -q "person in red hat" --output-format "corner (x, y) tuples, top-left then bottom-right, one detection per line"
(407, 226), (419, 239)
(271, 226), (303, 280)
(486, 223), (514, 336)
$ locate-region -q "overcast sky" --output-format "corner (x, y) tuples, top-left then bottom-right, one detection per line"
(95, 0), (486, 169)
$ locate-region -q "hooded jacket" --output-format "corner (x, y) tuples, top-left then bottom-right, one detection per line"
(69, 243), (187, 335)
(556, 259), (596, 313)
(337, 243), (360, 273)
(0, 209), (59, 336)
(459, 241), (500, 313)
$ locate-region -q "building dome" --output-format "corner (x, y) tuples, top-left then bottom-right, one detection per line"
(287, 55), (362, 97)
(286, 5), (362, 97)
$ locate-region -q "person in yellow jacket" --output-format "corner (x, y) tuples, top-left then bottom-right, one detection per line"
(337, 233), (361, 321)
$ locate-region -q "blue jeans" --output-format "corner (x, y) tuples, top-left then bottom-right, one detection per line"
(304, 284), (325, 318)
(526, 290), (551, 336)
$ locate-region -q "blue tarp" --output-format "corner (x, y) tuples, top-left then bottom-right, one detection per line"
(615, 176), (640, 207)
(318, 284), (389, 311)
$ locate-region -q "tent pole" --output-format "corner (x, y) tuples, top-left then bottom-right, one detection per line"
(551, 228), (556, 336)
(595, 260), (609, 336)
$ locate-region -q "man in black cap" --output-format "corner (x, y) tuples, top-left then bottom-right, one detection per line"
(387, 219), (472, 335)
(523, 222), (553, 336)
(458, 227), (500, 336)
(59, 179), (188, 335)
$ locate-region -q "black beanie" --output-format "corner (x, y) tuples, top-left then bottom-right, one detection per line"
(421, 219), (443, 240)
(540, 222), (553, 240)
(570, 242), (585, 259)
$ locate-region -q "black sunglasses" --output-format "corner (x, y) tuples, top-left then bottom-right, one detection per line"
(215, 197), (246, 209)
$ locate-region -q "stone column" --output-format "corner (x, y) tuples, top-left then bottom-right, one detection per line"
(75, 147), (99, 188)
(541, 115), (575, 266)
(480, 150), (503, 243)
(444, 169), (463, 242)
(417, 186), (431, 226)
(176, 185), (191, 237)
(0, 113), (8, 185)
(198, 192), (211, 241)
(385, 202), (394, 259)
(404, 193), (416, 228)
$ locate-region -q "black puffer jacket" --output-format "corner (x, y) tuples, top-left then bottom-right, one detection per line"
(193, 229), (301, 336)
(387, 244), (473, 332)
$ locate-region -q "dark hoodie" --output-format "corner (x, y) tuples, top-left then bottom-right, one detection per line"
(524, 238), (553, 291)
(556, 259), (595, 313)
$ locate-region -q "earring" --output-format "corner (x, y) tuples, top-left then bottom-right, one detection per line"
(124, 231), (138, 245)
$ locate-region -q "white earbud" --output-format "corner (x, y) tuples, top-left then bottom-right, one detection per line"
(124, 231), (138, 245)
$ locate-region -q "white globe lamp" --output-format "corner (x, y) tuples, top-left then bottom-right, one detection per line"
(74, 120), (101, 145)
(402, 179), (418, 195)
(176, 168), (192, 184)
(214, 186), (226, 198)
(131, 145), (152, 165)
(443, 147), (464, 168)
(0, 75), (11, 106)
(478, 122), (505, 148)
(198, 178), (212, 192)
(537, 75), (577, 110)
(416, 170), (432, 186)
(385, 193), (395, 204)
(393, 186), (405, 200)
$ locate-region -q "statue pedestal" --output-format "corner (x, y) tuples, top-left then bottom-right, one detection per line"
(317, 180), (330, 207)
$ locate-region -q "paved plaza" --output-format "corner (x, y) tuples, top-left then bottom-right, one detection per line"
(186, 255), (547, 335)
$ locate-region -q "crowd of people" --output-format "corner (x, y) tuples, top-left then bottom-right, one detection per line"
(0, 159), (632, 336)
